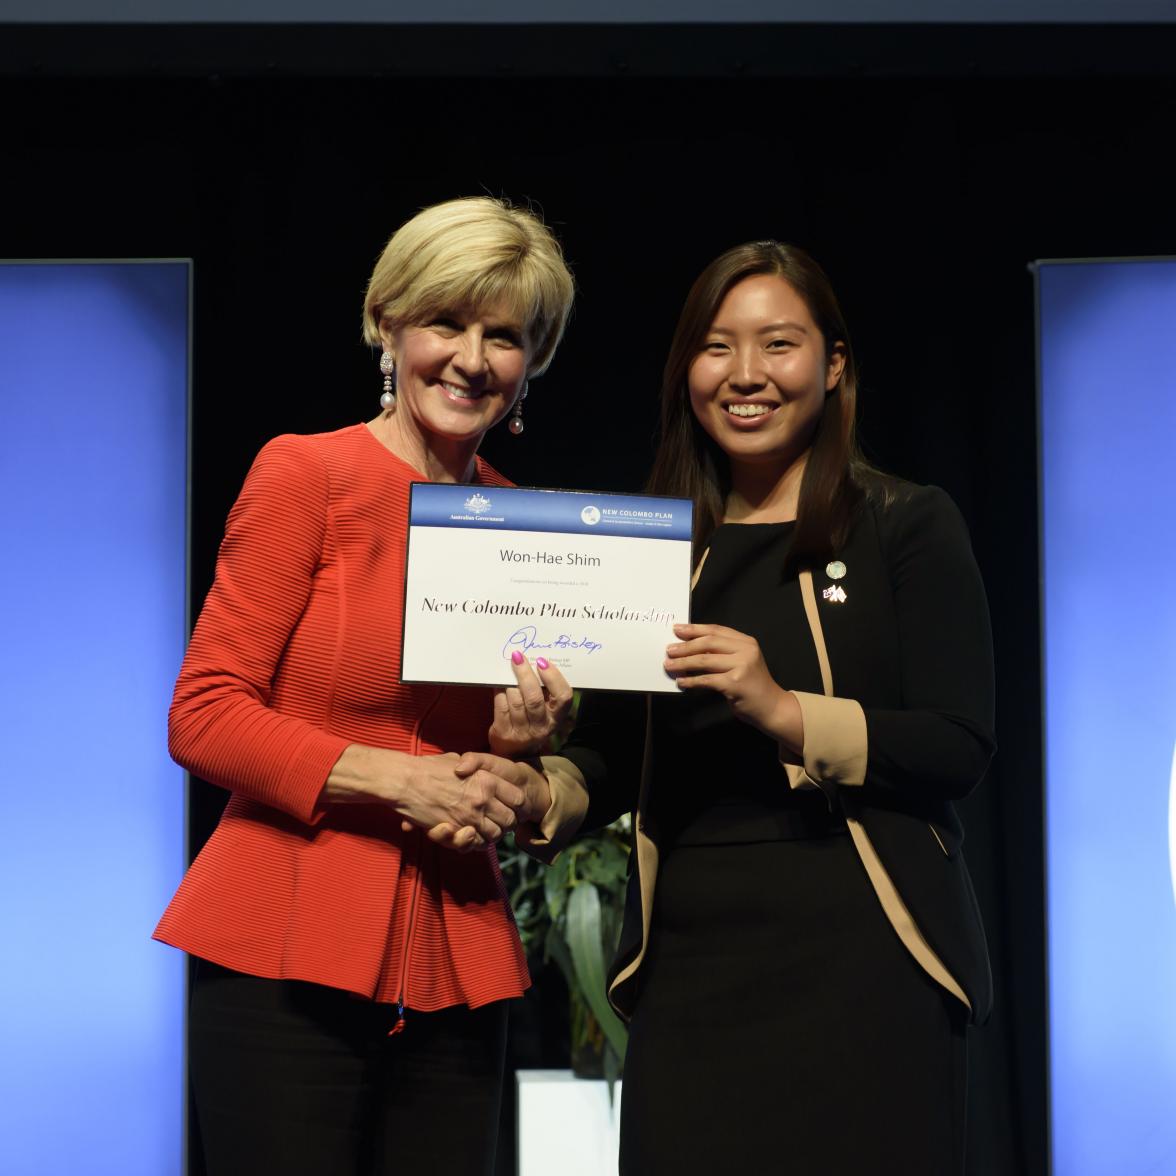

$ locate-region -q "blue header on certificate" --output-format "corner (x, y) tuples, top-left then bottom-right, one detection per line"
(409, 483), (693, 541)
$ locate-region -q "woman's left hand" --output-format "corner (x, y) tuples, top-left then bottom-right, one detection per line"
(665, 622), (803, 749)
(488, 654), (574, 758)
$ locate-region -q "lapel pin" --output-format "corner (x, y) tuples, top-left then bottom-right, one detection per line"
(822, 585), (847, 604)
(826, 560), (847, 580)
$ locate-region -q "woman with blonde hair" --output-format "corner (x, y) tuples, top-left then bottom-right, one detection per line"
(154, 196), (576, 1175)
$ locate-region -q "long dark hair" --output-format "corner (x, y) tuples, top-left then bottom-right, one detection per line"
(647, 241), (883, 569)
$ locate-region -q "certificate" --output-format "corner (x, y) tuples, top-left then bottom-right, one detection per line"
(401, 483), (693, 693)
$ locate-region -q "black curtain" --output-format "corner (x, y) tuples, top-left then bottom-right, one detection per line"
(7, 24), (1175, 1174)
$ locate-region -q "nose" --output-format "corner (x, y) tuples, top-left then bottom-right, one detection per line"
(453, 329), (488, 379)
(728, 345), (767, 391)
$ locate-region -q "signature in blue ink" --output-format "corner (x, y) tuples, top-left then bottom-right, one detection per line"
(503, 626), (603, 658)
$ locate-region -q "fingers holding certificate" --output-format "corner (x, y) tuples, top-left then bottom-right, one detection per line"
(488, 651), (574, 756)
(401, 484), (693, 693)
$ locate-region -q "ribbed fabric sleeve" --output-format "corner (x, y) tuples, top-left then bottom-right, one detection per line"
(168, 434), (349, 822)
(155, 425), (530, 1011)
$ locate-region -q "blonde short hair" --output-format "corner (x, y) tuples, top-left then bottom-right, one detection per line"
(362, 196), (575, 377)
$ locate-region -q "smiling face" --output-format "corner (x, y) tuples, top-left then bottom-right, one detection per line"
(380, 303), (532, 450)
(687, 273), (845, 478)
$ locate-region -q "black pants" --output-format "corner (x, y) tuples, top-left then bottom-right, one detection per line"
(189, 962), (508, 1176)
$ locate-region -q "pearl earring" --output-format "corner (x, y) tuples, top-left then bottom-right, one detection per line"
(508, 383), (528, 436)
(379, 353), (396, 411)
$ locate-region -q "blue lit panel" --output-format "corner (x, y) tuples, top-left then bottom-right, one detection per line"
(0, 263), (189, 1176)
(1039, 259), (1176, 1174)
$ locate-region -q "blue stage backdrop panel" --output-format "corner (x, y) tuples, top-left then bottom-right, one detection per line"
(1038, 258), (1176, 1175)
(0, 262), (189, 1176)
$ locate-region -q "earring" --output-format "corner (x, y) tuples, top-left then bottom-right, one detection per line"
(379, 352), (396, 411)
(508, 383), (528, 435)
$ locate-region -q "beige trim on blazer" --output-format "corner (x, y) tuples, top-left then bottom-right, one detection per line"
(609, 696), (657, 998)
(518, 757), (591, 864)
(795, 569), (970, 1012)
(609, 548), (716, 1004)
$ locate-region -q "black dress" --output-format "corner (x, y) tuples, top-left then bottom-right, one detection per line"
(615, 522), (967, 1175)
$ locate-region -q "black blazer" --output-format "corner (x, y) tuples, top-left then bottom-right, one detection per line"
(560, 481), (996, 1026)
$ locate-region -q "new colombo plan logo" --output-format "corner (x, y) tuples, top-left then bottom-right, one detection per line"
(581, 505), (601, 526)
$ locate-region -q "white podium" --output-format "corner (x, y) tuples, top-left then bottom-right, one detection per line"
(516, 1070), (621, 1176)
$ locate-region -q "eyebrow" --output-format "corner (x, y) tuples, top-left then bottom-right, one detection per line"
(707, 321), (810, 336)
(485, 321), (526, 339)
(433, 308), (525, 334)
(473, 309), (525, 332)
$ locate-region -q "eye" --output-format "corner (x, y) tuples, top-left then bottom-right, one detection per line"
(702, 340), (729, 354)
(487, 327), (523, 348)
(767, 337), (796, 350)
(428, 316), (462, 333)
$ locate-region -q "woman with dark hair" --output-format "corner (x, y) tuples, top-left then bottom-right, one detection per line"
(506, 241), (995, 1172)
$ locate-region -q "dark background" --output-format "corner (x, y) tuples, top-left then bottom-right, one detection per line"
(5, 22), (1175, 1175)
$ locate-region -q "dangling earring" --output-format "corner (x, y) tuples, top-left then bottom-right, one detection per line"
(379, 352), (396, 411)
(508, 382), (528, 435)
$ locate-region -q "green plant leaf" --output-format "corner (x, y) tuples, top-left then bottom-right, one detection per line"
(545, 924), (576, 993)
(566, 883), (628, 1060)
(543, 850), (572, 923)
(577, 843), (629, 888)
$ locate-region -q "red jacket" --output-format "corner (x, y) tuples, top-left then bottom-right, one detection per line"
(154, 424), (529, 1010)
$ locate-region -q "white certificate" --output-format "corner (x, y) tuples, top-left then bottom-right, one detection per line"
(401, 484), (694, 693)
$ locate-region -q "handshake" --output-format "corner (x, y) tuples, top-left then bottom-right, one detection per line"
(326, 653), (573, 853)
(397, 749), (554, 854)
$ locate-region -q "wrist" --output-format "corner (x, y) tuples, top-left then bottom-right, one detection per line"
(324, 744), (409, 806)
(521, 755), (590, 863)
(509, 757), (552, 824)
(488, 733), (547, 759)
(762, 688), (804, 752)
(527, 766), (553, 825)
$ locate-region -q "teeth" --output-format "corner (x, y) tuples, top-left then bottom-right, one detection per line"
(726, 403), (773, 417)
(442, 381), (479, 399)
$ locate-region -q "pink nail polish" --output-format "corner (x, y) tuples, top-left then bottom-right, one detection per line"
(536, 657), (550, 670)
(511, 650), (525, 665)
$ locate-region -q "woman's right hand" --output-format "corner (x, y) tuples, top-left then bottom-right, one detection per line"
(408, 753), (554, 854)
(324, 745), (525, 848)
